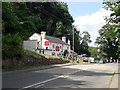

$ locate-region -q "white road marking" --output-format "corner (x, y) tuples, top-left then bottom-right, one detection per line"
(22, 75), (63, 89)
(21, 68), (89, 89)
(34, 84), (44, 88)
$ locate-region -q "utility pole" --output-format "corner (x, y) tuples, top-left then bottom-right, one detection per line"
(72, 27), (75, 61)
(72, 27), (74, 52)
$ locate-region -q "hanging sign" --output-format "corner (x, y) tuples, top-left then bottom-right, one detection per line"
(44, 41), (50, 45)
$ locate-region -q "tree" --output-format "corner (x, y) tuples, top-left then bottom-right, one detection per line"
(88, 47), (99, 58)
(79, 31), (92, 56)
(103, 1), (120, 39)
(95, 24), (119, 62)
(53, 21), (63, 37)
(2, 2), (75, 59)
(2, 2), (20, 34)
(2, 2), (74, 40)
(96, 0), (120, 61)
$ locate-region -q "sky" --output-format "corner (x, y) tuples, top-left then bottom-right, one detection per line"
(66, 2), (111, 47)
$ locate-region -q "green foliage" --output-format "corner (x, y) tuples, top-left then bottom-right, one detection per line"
(2, 2), (75, 57)
(74, 29), (81, 54)
(2, 33), (23, 59)
(88, 47), (99, 58)
(95, 24), (119, 60)
(53, 21), (63, 37)
(2, 2), (74, 39)
(95, 1), (120, 61)
(2, 2), (20, 33)
(103, 1), (120, 38)
(3, 2), (87, 57)
(79, 31), (92, 56)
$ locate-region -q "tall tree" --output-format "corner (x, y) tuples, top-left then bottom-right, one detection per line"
(79, 31), (92, 56)
(95, 0), (120, 61)
(103, 1), (120, 39)
(95, 24), (119, 62)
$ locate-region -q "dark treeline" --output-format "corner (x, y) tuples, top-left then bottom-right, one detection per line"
(2, 2), (73, 39)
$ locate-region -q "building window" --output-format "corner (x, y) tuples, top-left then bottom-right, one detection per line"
(56, 46), (60, 51)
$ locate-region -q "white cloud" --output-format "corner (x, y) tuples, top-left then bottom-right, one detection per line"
(73, 8), (111, 47)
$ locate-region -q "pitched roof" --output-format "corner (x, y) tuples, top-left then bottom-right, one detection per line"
(45, 36), (69, 45)
(35, 33), (69, 45)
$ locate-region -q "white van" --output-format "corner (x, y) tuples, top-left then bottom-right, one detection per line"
(89, 57), (95, 63)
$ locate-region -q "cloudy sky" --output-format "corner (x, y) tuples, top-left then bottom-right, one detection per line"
(67, 2), (111, 47)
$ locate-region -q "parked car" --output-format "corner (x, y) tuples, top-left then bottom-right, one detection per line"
(90, 59), (96, 63)
(99, 60), (105, 64)
(89, 57), (96, 63)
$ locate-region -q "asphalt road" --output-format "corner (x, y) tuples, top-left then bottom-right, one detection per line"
(2, 63), (118, 89)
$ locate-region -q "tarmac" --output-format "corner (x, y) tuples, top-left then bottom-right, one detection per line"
(2, 63), (76, 75)
(109, 63), (119, 89)
(2, 63), (119, 89)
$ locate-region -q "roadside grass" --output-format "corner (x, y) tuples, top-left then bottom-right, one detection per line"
(24, 50), (69, 60)
(24, 50), (46, 58)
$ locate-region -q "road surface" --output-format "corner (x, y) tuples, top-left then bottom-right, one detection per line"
(2, 63), (118, 89)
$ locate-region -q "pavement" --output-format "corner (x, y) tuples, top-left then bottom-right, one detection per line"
(2, 63), (119, 88)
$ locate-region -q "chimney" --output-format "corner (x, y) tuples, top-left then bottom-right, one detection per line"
(62, 37), (66, 42)
(41, 31), (46, 39)
(68, 39), (70, 45)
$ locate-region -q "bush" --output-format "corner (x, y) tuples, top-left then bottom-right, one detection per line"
(2, 33), (23, 59)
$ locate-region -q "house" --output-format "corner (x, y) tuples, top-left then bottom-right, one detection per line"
(23, 31), (71, 57)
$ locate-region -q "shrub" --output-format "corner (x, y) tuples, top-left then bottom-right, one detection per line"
(2, 33), (23, 59)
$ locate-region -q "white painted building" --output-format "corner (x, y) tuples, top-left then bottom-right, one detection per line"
(23, 31), (71, 57)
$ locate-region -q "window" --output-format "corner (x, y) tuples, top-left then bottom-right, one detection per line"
(56, 46), (60, 51)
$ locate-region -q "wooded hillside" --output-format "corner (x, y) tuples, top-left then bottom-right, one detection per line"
(2, 2), (91, 58)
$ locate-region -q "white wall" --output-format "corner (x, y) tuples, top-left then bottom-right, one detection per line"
(23, 40), (37, 52)
(44, 50), (52, 56)
(29, 33), (42, 49)
(29, 33), (41, 41)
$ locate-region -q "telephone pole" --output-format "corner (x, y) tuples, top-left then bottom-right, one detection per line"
(72, 27), (75, 61)
(72, 27), (74, 52)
